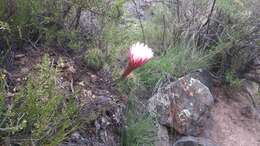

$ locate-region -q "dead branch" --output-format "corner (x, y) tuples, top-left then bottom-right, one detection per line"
(206, 0), (217, 34)
(131, 0), (146, 43)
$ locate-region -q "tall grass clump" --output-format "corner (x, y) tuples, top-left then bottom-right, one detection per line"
(84, 48), (104, 71)
(122, 95), (156, 146)
(136, 41), (215, 90)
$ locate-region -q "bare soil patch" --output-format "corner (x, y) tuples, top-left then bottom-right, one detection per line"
(204, 88), (260, 146)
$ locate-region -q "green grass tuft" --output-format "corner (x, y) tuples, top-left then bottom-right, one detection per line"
(84, 48), (104, 71)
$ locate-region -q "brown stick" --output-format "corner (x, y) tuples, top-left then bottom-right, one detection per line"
(131, 0), (146, 43)
(176, 0), (180, 23)
(206, 0), (217, 34)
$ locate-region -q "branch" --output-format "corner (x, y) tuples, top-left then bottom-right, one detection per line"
(176, 0), (180, 23)
(206, 0), (217, 34)
(162, 14), (166, 53)
(131, 0), (146, 43)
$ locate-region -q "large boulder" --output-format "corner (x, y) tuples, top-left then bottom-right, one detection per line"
(149, 75), (214, 136)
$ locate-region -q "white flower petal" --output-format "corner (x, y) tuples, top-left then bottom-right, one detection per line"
(129, 42), (154, 62)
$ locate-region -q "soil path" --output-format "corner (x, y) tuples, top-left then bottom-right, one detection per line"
(206, 88), (260, 146)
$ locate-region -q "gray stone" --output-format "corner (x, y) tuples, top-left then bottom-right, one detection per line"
(155, 125), (171, 146)
(187, 69), (215, 91)
(173, 136), (218, 146)
(124, 0), (154, 21)
(241, 79), (259, 97)
(240, 79), (260, 109)
(79, 11), (101, 39)
(21, 67), (29, 74)
(149, 76), (214, 136)
(244, 56), (260, 83)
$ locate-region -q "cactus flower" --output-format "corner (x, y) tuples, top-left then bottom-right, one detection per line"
(122, 42), (154, 78)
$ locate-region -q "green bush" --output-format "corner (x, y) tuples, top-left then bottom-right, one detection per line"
(0, 54), (78, 146)
(213, 0), (259, 78)
(0, 0), (66, 64)
(216, 0), (250, 18)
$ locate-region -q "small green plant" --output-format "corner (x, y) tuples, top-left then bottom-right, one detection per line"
(122, 96), (156, 146)
(122, 115), (156, 146)
(216, 0), (250, 19)
(84, 48), (104, 71)
(224, 70), (241, 88)
(0, 54), (78, 146)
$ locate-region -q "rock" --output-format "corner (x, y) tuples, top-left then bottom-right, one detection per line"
(149, 76), (214, 136)
(187, 69), (215, 91)
(244, 56), (260, 83)
(238, 79), (260, 119)
(173, 136), (218, 146)
(71, 132), (83, 140)
(240, 106), (255, 118)
(241, 79), (259, 97)
(155, 125), (171, 146)
(6, 92), (15, 97)
(240, 79), (260, 109)
(62, 96), (124, 146)
(15, 54), (25, 59)
(124, 0), (154, 21)
(79, 11), (101, 39)
(20, 67), (29, 74)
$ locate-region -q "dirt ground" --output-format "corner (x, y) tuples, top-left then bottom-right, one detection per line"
(205, 88), (260, 146)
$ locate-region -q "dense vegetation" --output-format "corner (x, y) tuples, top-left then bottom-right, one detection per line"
(0, 0), (259, 145)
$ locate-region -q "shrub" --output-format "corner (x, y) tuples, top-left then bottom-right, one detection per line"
(216, 0), (250, 18)
(212, 0), (259, 79)
(0, 54), (78, 146)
